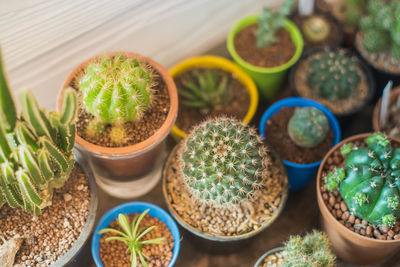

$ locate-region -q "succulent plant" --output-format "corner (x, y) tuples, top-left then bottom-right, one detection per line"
(79, 55), (155, 144)
(302, 15), (331, 43)
(288, 107), (329, 148)
(307, 49), (361, 101)
(99, 209), (164, 267)
(0, 50), (77, 215)
(345, 0), (366, 27)
(325, 133), (400, 227)
(178, 117), (269, 206)
(282, 230), (336, 267)
(256, 0), (294, 48)
(179, 69), (232, 115)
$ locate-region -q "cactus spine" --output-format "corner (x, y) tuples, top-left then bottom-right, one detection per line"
(178, 117), (269, 206)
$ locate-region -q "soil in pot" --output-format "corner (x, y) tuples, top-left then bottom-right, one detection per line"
(257, 250), (285, 267)
(0, 165), (91, 267)
(99, 213), (174, 267)
(264, 107), (333, 164)
(234, 25), (296, 68)
(174, 67), (250, 132)
(71, 59), (171, 148)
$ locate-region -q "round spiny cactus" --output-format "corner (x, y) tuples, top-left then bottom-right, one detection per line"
(307, 49), (361, 101)
(178, 117), (269, 206)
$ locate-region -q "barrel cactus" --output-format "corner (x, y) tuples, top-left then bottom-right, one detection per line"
(325, 133), (400, 227)
(0, 51), (77, 215)
(79, 55), (155, 144)
(307, 49), (361, 101)
(178, 117), (269, 206)
(302, 15), (330, 43)
(288, 107), (329, 148)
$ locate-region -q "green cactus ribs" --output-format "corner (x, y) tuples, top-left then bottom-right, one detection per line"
(178, 117), (270, 206)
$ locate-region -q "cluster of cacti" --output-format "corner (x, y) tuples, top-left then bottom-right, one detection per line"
(359, 0), (400, 58)
(0, 52), (77, 215)
(79, 55), (155, 144)
(178, 117), (269, 206)
(325, 133), (400, 227)
(302, 15), (331, 43)
(307, 49), (361, 101)
(256, 0), (294, 48)
(179, 69), (232, 115)
(288, 107), (329, 148)
(282, 230), (336, 267)
(344, 0), (366, 27)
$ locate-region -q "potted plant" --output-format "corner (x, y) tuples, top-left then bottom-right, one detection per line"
(290, 47), (375, 118)
(259, 97), (341, 191)
(317, 133), (400, 264)
(373, 86), (400, 137)
(169, 55), (258, 140)
(91, 202), (180, 267)
(227, 0), (303, 99)
(354, 0), (400, 91)
(162, 117), (289, 252)
(57, 52), (178, 199)
(0, 52), (98, 266)
(254, 230), (336, 267)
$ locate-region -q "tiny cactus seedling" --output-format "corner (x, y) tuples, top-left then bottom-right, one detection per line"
(282, 230), (336, 267)
(302, 15), (330, 43)
(179, 69), (232, 115)
(178, 117), (269, 206)
(256, 0), (294, 48)
(288, 107), (329, 148)
(324, 133), (400, 227)
(307, 49), (361, 101)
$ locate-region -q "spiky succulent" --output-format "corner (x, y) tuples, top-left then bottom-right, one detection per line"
(178, 117), (269, 206)
(302, 15), (331, 43)
(325, 133), (400, 227)
(282, 230), (336, 267)
(307, 49), (361, 101)
(0, 50), (77, 215)
(179, 69), (232, 115)
(79, 55), (154, 144)
(256, 0), (294, 48)
(288, 107), (329, 148)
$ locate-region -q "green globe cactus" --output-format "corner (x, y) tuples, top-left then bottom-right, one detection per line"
(307, 49), (361, 101)
(282, 230), (336, 267)
(325, 133), (400, 227)
(178, 117), (269, 206)
(288, 107), (329, 148)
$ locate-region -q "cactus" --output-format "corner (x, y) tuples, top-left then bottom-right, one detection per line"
(256, 0), (294, 48)
(178, 117), (269, 206)
(307, 49), (361, 101)
(345, 0), (366, 27)
(324, 133), (400, 227)
(302, 15), (330, 43)
(178, 69), (232, 115)
(282, 230), (336, 267)
(288, 107), (329, 148)
(0, 50), (77, 215)
(79, 55), (155, 144)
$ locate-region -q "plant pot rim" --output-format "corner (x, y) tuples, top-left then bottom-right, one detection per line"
(227, 16), (304, 74)
(57, 51), (178, 158)
(316, 133), (400, 244)
(289, 47), (376, 117)
(373, 86), (400, 132)
(259, 97), (341, 168)
(162, 144), (289, 242)
(91, 201), (180, 267)
(253, 247), (284, 267)
(169, 55), (259, 139)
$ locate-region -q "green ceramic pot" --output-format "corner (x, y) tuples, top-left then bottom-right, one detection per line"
(227, 15), (303, 99)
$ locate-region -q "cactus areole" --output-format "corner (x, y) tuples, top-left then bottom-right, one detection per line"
(324, 133), (400, 227)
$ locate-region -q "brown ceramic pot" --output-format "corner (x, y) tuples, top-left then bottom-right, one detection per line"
(317, 133), (400, 264)
(373, 86), (400, 133)
(57, 52), (178, 182)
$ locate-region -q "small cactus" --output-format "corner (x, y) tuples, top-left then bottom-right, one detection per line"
(302, 15), (330, 43)
(288, 107), (329, 148)
(324, 133), (400, 227)
(282, 230), (336, 267)
(178, 117), (269, 206)
(307, 49), (361, 101)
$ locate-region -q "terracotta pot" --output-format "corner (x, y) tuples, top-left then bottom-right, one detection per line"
(372, 86), (400, 133)
(317, 133), (400, 264)
(58, 52), (178, 197)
